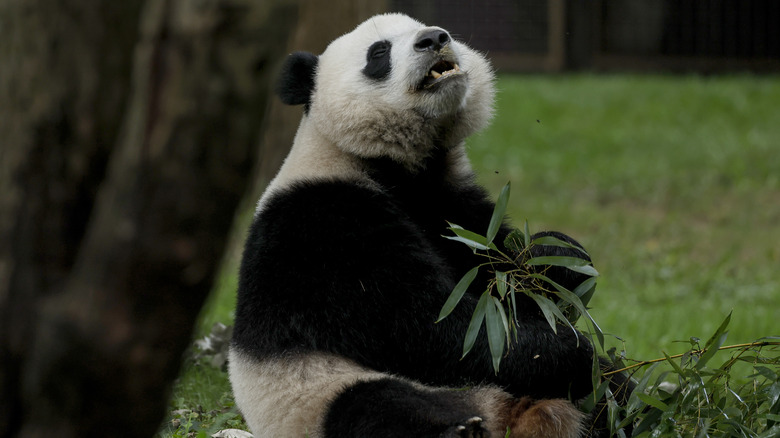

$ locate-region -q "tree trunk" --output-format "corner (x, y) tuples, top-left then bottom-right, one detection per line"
(0, 0), (296, 436)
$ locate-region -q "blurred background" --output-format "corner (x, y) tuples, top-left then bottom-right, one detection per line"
(1, 1), (778, 437)
(396, 0), (780, 73)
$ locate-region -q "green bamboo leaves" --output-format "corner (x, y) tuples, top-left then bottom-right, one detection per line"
(435, 182), (780, 434)
(602, 313), (780, 436)
(436, 267), (479, 323)
(461, 291), (489, 359)
(486, 182), (511, 247)
(437, 182), (600, 374)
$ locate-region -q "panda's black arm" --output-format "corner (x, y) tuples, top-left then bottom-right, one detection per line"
(425, 188), (632, 402)
(233, 180), (600, 401)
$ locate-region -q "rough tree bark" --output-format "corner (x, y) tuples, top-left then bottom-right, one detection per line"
(0, 0), (296, 436)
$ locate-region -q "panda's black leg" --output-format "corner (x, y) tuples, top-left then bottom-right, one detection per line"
(322, 378), (488, 438)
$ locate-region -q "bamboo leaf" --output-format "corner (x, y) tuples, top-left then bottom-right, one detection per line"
(486, 296), (506, 374)
(637, 393), (670, 412)
(526, 256), (599, 277)
(758, 424), (780, 438)
(527, 293), (557, 333)
(694, 312), (731, 371)
(628, 363), (660, 413)
(447, 225), (487, 243)
(509, 276), (518, 323)
(695, 331), (729, 370)
(606, 390), (620, 435)
(529, 273), (590, 316)
(444, 226), (498, 251)
(442, 234), (489, 251)
(591, 350), (604, 404)
(530, 235), (590, 258)
(632, 408), (662, 436)
(727, 386), (747, 407)
(486, 182), (510, 246)
(663, 351), (684, 375)
(753, 366), (779, 381)
(766, 414), (780, 423)
(766, 381), (780, 410)
(493, 296), (510, 340)
(523, 221), (530, 247)
(704, 311), (732, 350)
(528, 273), (603, 346)
(651, 371), (672, 397)
(566, 276), (598, 323)
(437, 266), (479, 322)
(582, 379), (610, 413)
(524, 292), (580, 339)
(503, 229), (526, 254)
(462, 292), (489, 359)
(573, 276), (598, 301)
(495, 270), (507, 298)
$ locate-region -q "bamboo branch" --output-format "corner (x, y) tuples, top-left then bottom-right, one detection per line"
(603, 341), (780, 376)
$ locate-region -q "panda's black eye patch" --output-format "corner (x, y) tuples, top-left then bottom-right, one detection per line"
(363, 40), (392, 80)
(368, 41), (390, 59)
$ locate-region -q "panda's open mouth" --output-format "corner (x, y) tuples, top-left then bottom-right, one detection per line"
(420, 60), (461, 89)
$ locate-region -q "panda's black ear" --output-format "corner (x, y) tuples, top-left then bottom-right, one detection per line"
(276, 51), (318, 108)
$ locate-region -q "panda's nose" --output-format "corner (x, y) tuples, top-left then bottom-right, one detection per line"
(414, 28), (451, 52)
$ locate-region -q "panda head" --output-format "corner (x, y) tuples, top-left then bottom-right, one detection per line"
(277, 13), (495, 170)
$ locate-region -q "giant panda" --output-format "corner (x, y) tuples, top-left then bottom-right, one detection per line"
(230, 13), (626, 438)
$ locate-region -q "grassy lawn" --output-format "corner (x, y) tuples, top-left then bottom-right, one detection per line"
(159, 74), (780, 435)
(471, 74), (779, 360)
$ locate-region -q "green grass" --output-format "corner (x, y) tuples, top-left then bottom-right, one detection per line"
(160, 74), (780, 435)
(471, 74), (780, 360)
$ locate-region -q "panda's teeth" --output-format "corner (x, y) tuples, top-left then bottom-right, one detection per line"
(421, 62), (461, 89)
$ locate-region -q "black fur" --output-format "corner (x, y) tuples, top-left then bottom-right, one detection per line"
(233, 146), (636, 435)
(276, 51), (318, 110)
(323, 378), (486, 438)
(363, 40), (392, 80)
(234, 152), (594, 399)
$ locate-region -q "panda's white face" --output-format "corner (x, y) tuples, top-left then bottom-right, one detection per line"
(308, 13), (495, 169)
(317, 14), (466, 117)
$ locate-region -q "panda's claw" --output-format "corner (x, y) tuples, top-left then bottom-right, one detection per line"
(444, 416), (485, 438)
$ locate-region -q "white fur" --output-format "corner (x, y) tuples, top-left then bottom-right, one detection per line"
(257, 13), (494, 213)
(229, 350), (388, 438)
(229, 351), (513, 437)
(310, 13), (495, 167)
(230, 350), (584, 438)
(255, 116), (373, 213)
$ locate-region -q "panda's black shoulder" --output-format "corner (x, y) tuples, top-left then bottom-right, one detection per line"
(270, 179), (376, 212)
(240, 179), (421, 276)
(234, 179), (442, 357)
(252, 179), (403, 237)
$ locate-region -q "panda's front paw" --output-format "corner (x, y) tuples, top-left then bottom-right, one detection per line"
(443, 416), (486, 438)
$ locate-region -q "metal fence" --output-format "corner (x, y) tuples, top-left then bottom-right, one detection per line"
(392, 0), (780, 72)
